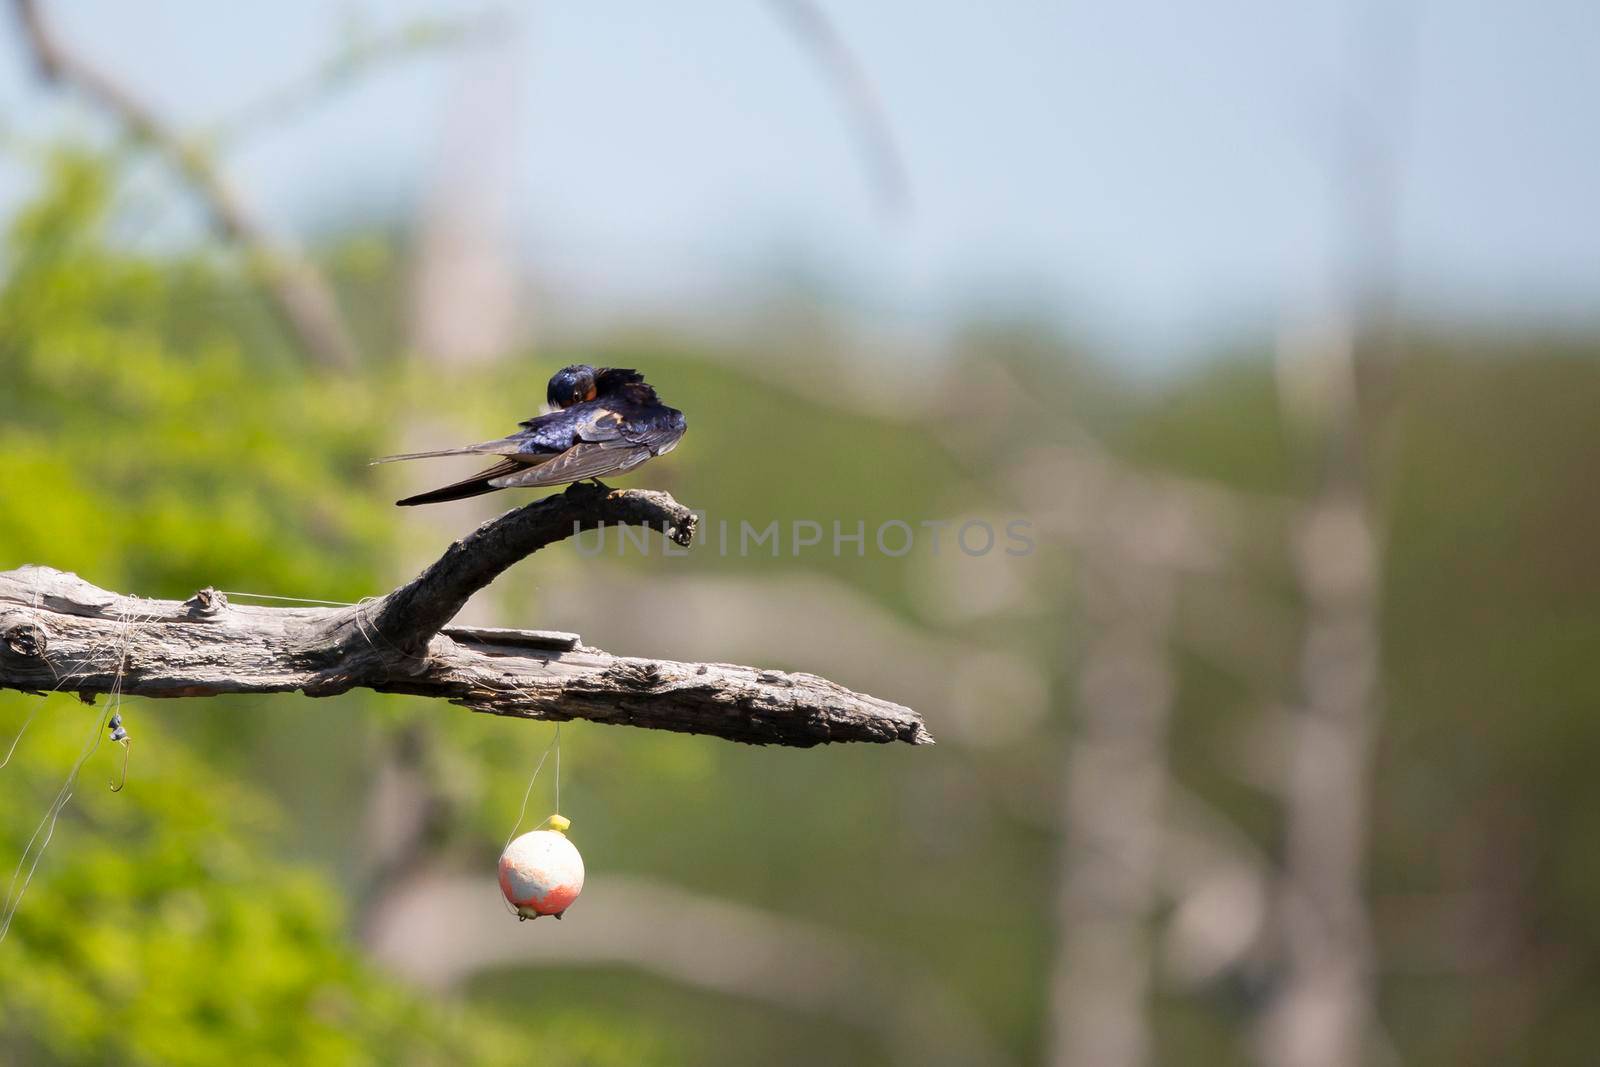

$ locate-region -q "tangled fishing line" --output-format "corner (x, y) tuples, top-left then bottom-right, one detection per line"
(0, 597), (153, 943)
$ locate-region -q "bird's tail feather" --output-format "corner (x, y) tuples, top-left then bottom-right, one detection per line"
(371, 446), (483, 464)
(372, 438), (530, 465)
(395, 459), (526, 507)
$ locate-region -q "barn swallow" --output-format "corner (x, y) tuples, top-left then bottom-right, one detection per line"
(377, 365), (687, 506)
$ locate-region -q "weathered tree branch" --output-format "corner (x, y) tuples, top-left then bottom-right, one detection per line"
(0, 485), (929, 747)
(13, 0), (361, 372)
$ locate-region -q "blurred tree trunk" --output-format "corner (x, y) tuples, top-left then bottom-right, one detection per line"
(407, 27), (525, 367)
(1259, 461), (1382, 1067)
(1259, 2), (1409, 1055)
(1049, 559), (1176, 1067)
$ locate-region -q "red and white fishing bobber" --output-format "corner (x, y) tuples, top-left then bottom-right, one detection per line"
(499, 815), (585, 920)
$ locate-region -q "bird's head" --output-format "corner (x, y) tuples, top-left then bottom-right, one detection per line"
(546, 364), (598, 409)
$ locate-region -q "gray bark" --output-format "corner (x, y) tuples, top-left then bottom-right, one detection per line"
(0, 485), (929, 748)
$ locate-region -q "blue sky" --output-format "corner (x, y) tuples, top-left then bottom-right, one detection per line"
(3, 1), (1597, 365)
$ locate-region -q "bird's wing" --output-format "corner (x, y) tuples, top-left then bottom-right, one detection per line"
(565, 404), (685, 452)
(618, 409), (686, 453)
(510, 403), (621, 450)
(386, 400), (681, 500)
(488, 440), (654, 489)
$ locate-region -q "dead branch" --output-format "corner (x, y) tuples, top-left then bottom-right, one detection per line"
(13, 0), (361, 372)
(0, 485), (929, 748)
(767, 0), (910, 216)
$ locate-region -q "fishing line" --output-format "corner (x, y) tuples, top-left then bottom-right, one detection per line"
(0, 705), (39, 772)
(0, 579), (46, 771)
(217, 590), (360, 606)
(497, 723), (564, 917)
(219, 591), (413, 658)
(0, 574), (57, 772)
(0, 601), (148, 943)
(217, 589), (411, 662)
(503, 723), (563, 852)
(28, 570), (62, 690)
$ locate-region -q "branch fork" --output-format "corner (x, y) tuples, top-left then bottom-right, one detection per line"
(0, 485), (929, 747)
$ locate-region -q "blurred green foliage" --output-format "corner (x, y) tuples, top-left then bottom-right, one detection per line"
(0, 150), (390, 599)
(0, 149), (639, 1066)
(4, 134), (1600, 1067)
(0, 713), (533, 1067)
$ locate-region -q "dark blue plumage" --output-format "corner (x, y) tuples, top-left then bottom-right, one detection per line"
(377, 365), (686, 507)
